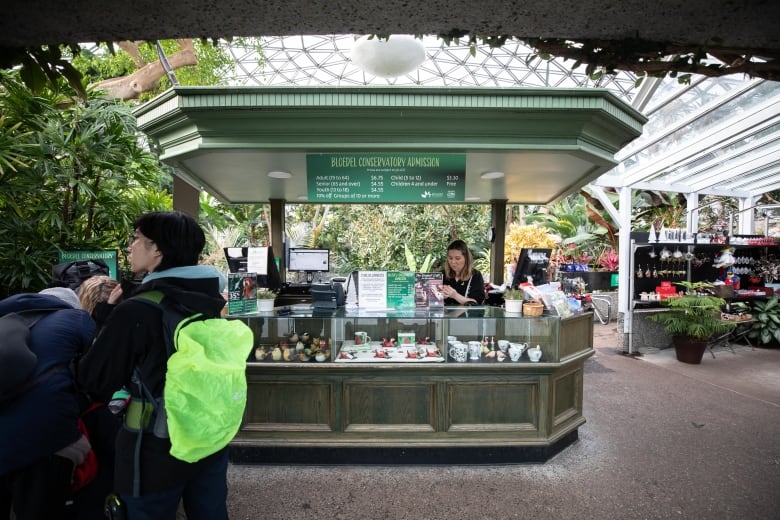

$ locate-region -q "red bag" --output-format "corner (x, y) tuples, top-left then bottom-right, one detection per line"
(69, 403), (101, 495)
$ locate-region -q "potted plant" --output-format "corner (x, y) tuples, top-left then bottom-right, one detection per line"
(647, 281), (736, 364)
(256, 289), (277, 312)
(747, 296), (780, 347)
(502, 288), (524, 313)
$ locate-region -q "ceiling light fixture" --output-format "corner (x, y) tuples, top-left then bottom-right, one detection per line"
(267, 170), (292, 179)
(351, 35), (426, 77)
(465, 196), (481, 201)
(480, 171), (505, 180)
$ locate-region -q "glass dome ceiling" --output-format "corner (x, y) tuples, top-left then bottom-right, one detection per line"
(225, 35), (640, 99)
(222, 35), (780, 200)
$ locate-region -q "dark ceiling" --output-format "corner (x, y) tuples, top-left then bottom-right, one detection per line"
(2, 0), (779, 52)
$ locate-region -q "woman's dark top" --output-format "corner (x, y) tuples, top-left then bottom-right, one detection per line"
(443, 269), (485, 305)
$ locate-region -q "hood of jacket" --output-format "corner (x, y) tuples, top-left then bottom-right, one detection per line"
(131, 265), (226, 317)
(0, 292), (74, 317)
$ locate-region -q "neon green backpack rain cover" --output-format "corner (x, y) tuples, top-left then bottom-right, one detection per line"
(135, 291), (253, 463)
(166, 313), (252, 462)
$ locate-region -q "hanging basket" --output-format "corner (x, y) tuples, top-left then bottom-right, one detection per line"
(522, 302), (544, 317)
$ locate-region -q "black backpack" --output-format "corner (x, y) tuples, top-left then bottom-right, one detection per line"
(0, 309), (60, 408)
(51, 259), (110, 291)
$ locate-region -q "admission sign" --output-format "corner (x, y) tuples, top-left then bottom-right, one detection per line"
(307, 153), (466, 203)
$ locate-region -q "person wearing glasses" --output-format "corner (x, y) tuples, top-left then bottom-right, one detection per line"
(77, 211), (228, 520)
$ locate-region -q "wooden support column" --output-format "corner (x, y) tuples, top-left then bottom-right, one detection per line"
(172, 174), (200, 219)
(490, 199), (508, 284)
(269, 199), (286, 273)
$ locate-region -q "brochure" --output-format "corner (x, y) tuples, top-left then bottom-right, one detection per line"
(227, 272), (258, 314)
(415, 272), (444, 307)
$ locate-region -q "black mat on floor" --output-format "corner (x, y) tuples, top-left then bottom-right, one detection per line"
(229, 430), (578, 465)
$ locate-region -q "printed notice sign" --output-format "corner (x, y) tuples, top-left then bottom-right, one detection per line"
(246, 247), (268, 275)
(358, 271), (388, 309)
(358, 271), (416, 309)
(307, 153), (466, 203)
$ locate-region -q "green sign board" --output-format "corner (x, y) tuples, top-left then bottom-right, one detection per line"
(57, 250), (120, 280)
(386, 271), (416, 309)
(307, 153), (466, 203)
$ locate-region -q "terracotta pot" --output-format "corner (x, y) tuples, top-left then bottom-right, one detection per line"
(672, 336), (708, 364)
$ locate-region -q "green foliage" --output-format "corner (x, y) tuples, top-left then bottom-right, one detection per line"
(309, 204), (490, 276)
(747, 297), (780, 345)
(0, 45), (87, 98)
(522, 194), (616, 267)
(404, 244), (434, 272)
(503, 288), (524, 300)
(0, 70), (170, 297)
(648, 282), (735, 340)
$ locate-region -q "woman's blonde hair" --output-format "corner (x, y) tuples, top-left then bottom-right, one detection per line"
(78, 275), (119, 315)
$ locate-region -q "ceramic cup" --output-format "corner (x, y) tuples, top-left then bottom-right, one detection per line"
(448, 343), (468, 362)
(508, 346), (523, 362)
(528, 348), (543, 362)
(497, 339), (510, 352)
(354, 331), (371, 345)
(467, 341), (481, 361)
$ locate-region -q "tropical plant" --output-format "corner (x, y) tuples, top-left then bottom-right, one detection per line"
(503, 288), (524, 300)
(594, 247), (619, 271)
(526, 194), (611, 268)
(503, 223), (557, 265)
(647, 282), (735, 341)
(0, 71), (169, 297)
(747, 297), (780, 346)
(404, 244), (434, 272)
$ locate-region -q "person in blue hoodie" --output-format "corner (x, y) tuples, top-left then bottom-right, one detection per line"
(0, 287), (95, 519)
(77, 211), (228, 520)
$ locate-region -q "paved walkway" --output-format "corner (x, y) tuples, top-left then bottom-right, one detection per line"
(226, 322), (780, 519)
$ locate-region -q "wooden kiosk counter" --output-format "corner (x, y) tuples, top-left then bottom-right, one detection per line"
(229, 306), (594, 463)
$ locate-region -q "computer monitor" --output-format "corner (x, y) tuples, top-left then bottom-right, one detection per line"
(223, 246), (282, 291)
(511, 248), (551, 288)
(288, 248), (330, 283)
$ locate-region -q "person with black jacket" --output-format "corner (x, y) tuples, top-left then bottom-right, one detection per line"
(77, 211), (229, 520)
(0, 287), (95, 519)
(441, 239), (485, 305)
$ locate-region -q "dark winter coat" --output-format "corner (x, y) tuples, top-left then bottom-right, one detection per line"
(77, 273), (227, 495)
(0, 293), (95, 475)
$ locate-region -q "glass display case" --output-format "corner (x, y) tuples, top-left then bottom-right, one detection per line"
(229, 306), (594, 463)
(238, 306), (587, 365)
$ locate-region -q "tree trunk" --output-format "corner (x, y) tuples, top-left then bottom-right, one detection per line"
(92, 40), (197, 100)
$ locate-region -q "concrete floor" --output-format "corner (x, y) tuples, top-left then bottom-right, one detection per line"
(226, 323), (780, 519)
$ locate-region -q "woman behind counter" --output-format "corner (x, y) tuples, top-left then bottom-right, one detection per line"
(441, 239), (485, 305)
